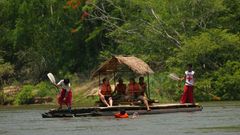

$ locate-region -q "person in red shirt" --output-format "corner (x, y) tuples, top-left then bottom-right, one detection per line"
(98, 78), (113, 107)
(113, 78), (127, 100)
(127, 78), (151, 111)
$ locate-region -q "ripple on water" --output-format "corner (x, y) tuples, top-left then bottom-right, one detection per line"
(195, 125), (240, 133)
(0, 102), (240, 135)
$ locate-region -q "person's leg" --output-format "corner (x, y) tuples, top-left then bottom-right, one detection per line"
(188, 86), (194, 104)
(66, 90), (72, 111)
(109, 97), (113, 106)
(58, 97), (63, 109)
(57, 89), (65, 109)
(180, 85), (188, 104)
(100, 95), (110, 107)
(125, 95), (131, 101)
(139, 96), (151, 111)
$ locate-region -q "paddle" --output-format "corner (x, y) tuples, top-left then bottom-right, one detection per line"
(47, 73), (59, 93)
(47, 73), (56, 85)
(168, 73), (184, 89)
(168, 73), (181, 81)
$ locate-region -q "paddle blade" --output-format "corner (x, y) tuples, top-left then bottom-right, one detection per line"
(168, 73), (180, 81)
(47, 73), (56, 84)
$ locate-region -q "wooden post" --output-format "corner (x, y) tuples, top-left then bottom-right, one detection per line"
(98, 72), (101, 87)
(147, 74), (150, 99)
(113, 72), (116, 87)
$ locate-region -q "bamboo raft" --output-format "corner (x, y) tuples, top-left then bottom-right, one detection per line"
(42, 103), (203, 118)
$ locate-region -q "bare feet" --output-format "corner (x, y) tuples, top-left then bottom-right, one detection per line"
(147, 108), (151, 112)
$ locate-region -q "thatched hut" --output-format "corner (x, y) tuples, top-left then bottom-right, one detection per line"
(91, 55), (154, 98)
(91, 55), (154, 77)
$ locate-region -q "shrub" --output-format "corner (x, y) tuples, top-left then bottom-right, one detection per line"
(212, 61), (240, 100)
(34, 81), (56, 97)
(15, 85), (34, 105)
(149, 72), (180, 102)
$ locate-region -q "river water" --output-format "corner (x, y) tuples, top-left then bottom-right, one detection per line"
(0, 101), (239, 135)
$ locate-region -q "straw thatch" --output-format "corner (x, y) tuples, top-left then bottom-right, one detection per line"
(91, 55), (154, 78)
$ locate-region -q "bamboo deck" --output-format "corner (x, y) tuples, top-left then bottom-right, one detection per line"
(42, 103), (203, 118)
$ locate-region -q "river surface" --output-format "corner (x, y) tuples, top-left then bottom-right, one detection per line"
(0, 101), (240, 135)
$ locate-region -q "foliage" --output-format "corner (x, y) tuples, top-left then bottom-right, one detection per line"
(149, 72), (179, 102)
(0, 0), (240, 102)
(34, 82), (56, 97)
(211, 61), (240, 100)
(15, 85), (34, 105)
(0, 61), (14, 87)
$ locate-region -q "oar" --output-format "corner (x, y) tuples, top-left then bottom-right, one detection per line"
(47, 73), (56, 85)
(168, 73), (184, 89)
(201, 90), (221, 101)
(47, 73), (59, 93)
(168, 73), (181, 81)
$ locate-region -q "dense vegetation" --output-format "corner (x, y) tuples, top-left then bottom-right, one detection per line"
(0, 0), (240, 104)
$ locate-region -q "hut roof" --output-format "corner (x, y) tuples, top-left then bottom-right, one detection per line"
(91, 55), (154, 78)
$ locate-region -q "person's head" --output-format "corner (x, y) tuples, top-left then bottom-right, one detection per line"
(102, 77), (109, 84)
(118, 78), (123, 84)
(120, 109), (126, 115)
(63, 79), (70, 85)
(129, 77), (135, 84)
(187, 64), (193, 71)
(139, 77), (144, 83)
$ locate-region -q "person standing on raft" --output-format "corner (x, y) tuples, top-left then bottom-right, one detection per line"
(98, 78), (113, 107)
(55, 79), (72, 111)
(180, 64), (195, 104)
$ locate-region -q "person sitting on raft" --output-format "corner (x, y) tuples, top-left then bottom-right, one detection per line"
(112, 78), (127, 100)
(55, 79), (72, 111)
(98, 78), (113, 107)
(127, 78), (151, 111)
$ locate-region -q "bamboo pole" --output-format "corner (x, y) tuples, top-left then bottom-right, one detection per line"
(147, 74), (150, 99)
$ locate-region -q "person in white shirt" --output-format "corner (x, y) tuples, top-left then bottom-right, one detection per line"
(55, 79), (72, 111)
(180, 64), (195, 104)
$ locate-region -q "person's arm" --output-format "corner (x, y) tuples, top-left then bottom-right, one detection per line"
(98, 85), (104, 97)
(113, 86), (117, 94)
(179, 75), (186, 82)
(55, 80), (63, 89)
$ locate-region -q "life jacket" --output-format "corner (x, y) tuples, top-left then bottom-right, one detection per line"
(114, 113), (129, 118)
(115, 84), (127, 95)
(128, 83), (140, 96)
(139, 82), (147, 96)
(100, 84), (112, 96)
(185, 71), (195, 86)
